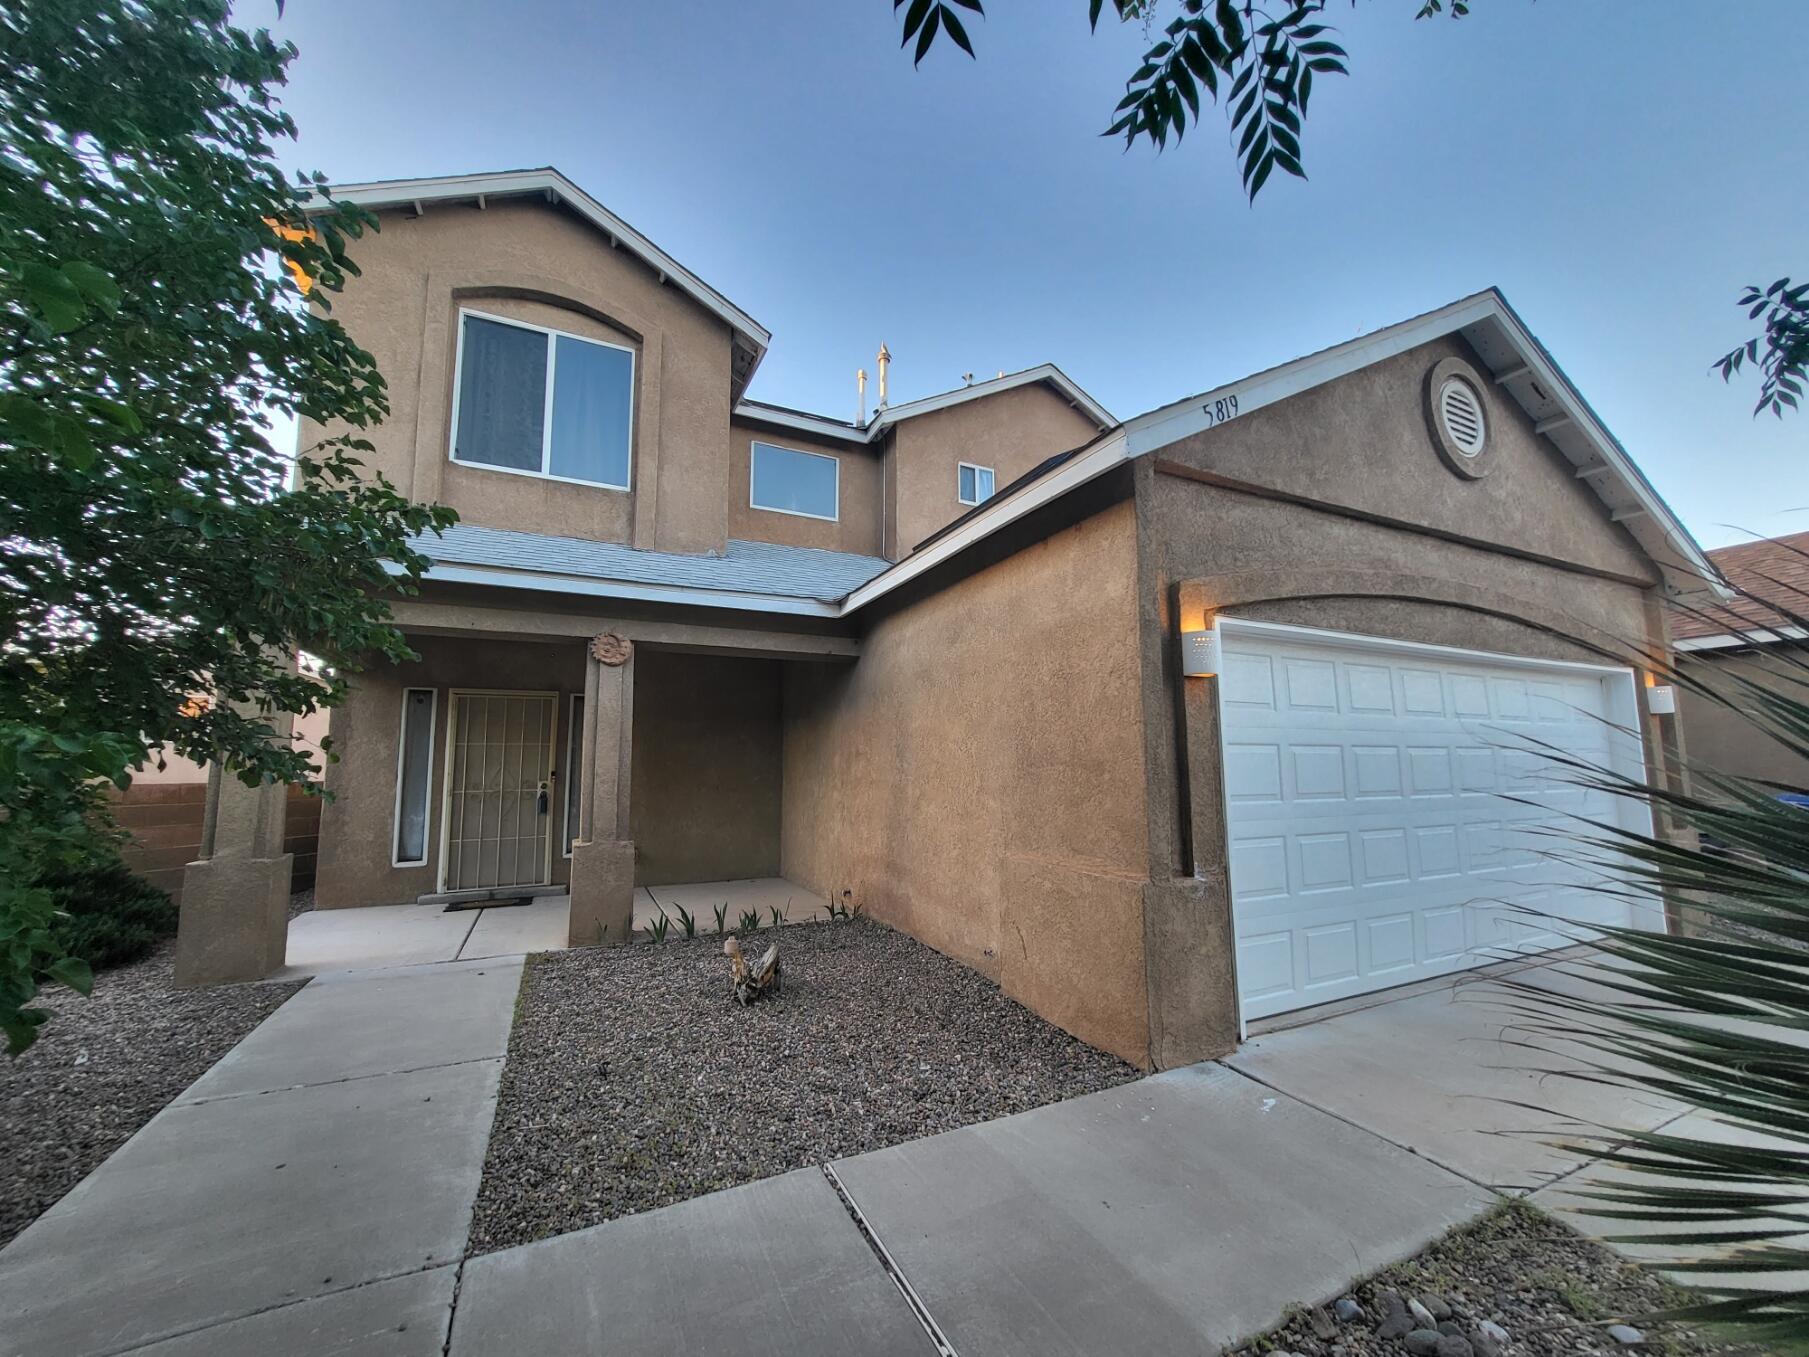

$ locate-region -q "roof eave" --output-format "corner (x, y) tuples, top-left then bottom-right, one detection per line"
(309, 168), (772, 400)
(867, 364), (1115, 435)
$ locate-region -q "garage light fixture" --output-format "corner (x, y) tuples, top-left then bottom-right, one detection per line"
(1182, 626), (1220, 677)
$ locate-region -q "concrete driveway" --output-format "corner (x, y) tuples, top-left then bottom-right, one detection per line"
(1226, 957), (1688, 1195)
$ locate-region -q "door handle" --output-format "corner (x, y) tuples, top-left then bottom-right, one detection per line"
(536, 781), (549, 815)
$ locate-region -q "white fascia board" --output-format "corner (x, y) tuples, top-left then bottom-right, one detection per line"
(868, 364), (1114, 433)
(840, 428), (1133, 612)
(836, 301), (1505, 616)
(839, 290), (1719, 616)
(1675, 627), (1807, 652)
(1477, 296), (1724, 598)
(385, 560), (843, 618)
(313, 169), (772, 370)
(732, 402), (870, 445)
(1118, 292), (1508, 462)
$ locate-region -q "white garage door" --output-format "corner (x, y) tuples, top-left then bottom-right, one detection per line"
(1220, 621), (1648, 1022)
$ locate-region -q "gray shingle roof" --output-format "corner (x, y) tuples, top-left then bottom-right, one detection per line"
(413, 523), (891, 603)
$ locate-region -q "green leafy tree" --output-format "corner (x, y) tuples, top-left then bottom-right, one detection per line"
(894, 0), (1793, 415)
(0, 0), (455, 1053)
(1718, 279), (1809, 417)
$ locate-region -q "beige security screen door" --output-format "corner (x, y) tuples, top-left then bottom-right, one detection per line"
(440, 691), (557, 892)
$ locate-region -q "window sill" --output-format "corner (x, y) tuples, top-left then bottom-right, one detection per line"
(448, 455), (632, 494)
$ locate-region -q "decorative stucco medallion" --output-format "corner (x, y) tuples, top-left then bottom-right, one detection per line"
(590, 632), (633, 666)
(1423, 356), (1494, 480)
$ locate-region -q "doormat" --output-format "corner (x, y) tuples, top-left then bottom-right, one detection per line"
(442, 896), (535, 913)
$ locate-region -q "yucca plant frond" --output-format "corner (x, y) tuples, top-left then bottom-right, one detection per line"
(1482, 559), (1809, 1348)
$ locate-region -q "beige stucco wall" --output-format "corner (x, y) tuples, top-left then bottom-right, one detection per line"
(299, 199), (735, 554)
(781, 499), (1152, 1065)
(726, 420), (883, 557)
(885, 383), (1102, 558)
(631, 650), (782, 884)
(1678, 650), (1809, 790)
(1131, 333), (1674, 1062)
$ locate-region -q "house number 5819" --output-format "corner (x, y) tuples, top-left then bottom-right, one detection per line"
(1201, 393), (1240, 426)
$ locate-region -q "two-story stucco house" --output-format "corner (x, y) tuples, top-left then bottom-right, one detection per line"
(176, 167), (1720, 1070)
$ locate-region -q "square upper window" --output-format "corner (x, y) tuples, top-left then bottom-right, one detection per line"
(958, 462), (996, 506)
(452, 310), (634, 490)
(750, 441), (839, 521)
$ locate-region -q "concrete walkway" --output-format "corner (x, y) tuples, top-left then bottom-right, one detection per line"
(0, 950), (1741, 1357)
(280, 877), (830, 977)
(0, 957), (520, 1357)
(281, 898), (567, 976)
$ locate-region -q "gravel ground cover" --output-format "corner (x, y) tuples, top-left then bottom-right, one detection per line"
(467, 918), (1139, 1254)
(0, 942), (303, 1250)
(1245, 1199), (1759, 1357)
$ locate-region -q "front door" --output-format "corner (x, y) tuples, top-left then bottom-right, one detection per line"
(440, 690), (558, 893)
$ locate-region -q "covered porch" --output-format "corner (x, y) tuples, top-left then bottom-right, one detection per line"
(279, 877), (831, 977)
(172, 589), (861, 986)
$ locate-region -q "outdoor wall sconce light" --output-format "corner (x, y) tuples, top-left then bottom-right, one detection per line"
(1181, 626), (1220, 678)
(1647, 684), (1677, 716)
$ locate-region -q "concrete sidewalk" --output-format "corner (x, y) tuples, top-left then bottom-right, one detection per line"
(0, 949), (1710, 1357)
(0, 957), (521, 1357)
(447, 1064), (1493, 1356)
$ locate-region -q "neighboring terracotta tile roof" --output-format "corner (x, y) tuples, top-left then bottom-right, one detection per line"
(1670, 530), (1809, 639)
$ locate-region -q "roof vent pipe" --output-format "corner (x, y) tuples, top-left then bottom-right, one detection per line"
(877, 344), (890, 409)
(857, 368), (867, 425)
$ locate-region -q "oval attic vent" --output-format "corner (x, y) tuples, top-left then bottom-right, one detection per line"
(1438, 376), (1487, 456)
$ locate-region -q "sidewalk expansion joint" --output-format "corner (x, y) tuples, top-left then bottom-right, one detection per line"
(1215, 1061), (1509, 1199)
(105, 1260), (454, 1357)
(821, 1162), (959, 1357)
(174, 1054), (505, 1107)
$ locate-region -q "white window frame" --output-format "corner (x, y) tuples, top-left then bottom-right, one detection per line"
(391, 687), (437, 868)
(749, 440), (839, 522)
(957, 461), (996, 506)
(448, 307), (635, 492)
(562, 691), (583, 859)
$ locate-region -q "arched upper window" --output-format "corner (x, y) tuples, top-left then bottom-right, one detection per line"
(450, 308), (634, 491)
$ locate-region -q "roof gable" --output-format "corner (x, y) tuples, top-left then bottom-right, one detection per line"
(731, 364), (1113, 446)
(843, 289), (1722, 613)
(311, 168), (771, 399)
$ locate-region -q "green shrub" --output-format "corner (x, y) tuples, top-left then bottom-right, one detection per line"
(40, 858), (176, 970)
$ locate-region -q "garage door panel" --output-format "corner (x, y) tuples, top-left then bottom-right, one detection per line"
(1223, 626), (1644, 1021)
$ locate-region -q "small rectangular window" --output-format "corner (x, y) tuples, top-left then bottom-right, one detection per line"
(958, 462), (996, 506)
(451, 310), (634, 490)
(750, 441), (839, 521)
(563, 694), (584, 856)
(393, 688), (437, 867)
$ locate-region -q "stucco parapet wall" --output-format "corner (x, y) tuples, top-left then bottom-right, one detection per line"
(1174, 567), (1667, 671)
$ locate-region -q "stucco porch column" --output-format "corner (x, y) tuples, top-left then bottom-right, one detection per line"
(567, 632), (636, 946)
(174, 712), (295, 987)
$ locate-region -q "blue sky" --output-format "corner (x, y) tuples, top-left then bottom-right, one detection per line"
(264, 0), (1807, 550)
